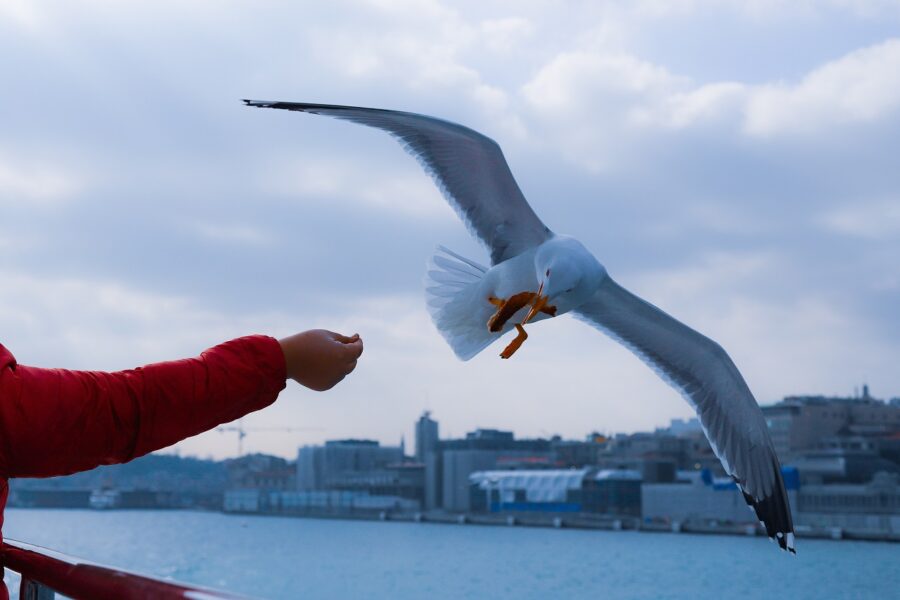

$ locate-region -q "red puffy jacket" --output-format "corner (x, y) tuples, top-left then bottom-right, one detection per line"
(0, 335), (287, 597)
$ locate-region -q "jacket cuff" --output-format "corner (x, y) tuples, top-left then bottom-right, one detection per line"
(245, 335), (288, 394)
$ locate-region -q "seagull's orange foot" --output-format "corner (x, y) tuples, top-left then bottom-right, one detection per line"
(500, 324), (528, 359)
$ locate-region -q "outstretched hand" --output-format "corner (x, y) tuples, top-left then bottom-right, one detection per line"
(279, 330), (364, 391)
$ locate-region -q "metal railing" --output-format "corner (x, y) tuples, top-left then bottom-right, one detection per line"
(2, 539), (248, 600)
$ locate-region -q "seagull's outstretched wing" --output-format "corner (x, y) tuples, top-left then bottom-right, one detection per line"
(243, 100), (551, 265)
(574, 276), (795, 553)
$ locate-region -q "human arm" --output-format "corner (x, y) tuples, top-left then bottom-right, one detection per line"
(0, 332), (360, 479)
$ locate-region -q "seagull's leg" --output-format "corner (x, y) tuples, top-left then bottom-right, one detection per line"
(498, 283), (558, 359)
(499, 301), (541, 359)
(500, 324), (528, 359)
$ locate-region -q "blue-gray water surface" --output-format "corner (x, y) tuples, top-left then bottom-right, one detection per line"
(2, 509), (897, 599)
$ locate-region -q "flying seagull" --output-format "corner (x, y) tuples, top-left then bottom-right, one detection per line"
(244, 99), (796, 553)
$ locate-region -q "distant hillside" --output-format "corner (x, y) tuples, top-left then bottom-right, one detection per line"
(10, 454), (228, 493)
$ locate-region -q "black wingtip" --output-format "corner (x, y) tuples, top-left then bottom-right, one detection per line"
(238, 100), (383, 115)
(242, 99), (274, 108)
(240, 99), (325, 113)
(738, 457), (797, 554)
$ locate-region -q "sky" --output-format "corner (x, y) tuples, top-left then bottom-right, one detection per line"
(1, 0), (899, 459)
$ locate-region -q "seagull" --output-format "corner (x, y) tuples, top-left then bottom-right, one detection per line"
(244, 100), (796, 553)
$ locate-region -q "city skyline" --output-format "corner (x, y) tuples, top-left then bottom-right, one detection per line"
(194, 384), (898, 460)
(2, 2), (899, 459)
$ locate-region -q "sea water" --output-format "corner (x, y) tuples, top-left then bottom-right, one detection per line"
(3, 509), (897, 599)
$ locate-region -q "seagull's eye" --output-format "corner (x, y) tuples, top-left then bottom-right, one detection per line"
(545, 269), (551, 277)
(565, 287), (574, 293)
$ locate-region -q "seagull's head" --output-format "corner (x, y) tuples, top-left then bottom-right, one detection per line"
(535, 236), (606, 312)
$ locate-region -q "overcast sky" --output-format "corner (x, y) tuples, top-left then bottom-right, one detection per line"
(2, 1), (899, 459)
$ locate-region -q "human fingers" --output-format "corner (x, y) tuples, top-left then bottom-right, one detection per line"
(344, 359), (358, 374)
(331, 332), (360, 344)
(341, 337), (364, 359)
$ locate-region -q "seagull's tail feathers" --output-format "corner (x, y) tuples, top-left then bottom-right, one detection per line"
(425, 246), (496, 361)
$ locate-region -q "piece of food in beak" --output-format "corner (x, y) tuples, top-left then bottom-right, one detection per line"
(487, 291), (540, 332)
(487, 292), (557, 333)
(522, 294), (550, 324)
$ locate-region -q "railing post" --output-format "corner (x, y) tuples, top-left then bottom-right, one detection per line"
(20, 577), (55, 600)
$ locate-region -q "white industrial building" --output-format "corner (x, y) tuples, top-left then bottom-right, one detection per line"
(641, 471), (796, 524)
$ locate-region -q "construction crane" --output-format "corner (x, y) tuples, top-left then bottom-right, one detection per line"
(216, 419), (323, 456)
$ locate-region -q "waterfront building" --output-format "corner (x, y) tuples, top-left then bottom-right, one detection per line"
(224, 489), (265, 512)
(665, 418), (703, 437)
(794, 472), (900, 534)
(595, 429), (719, 479)
(226, 454), (296, 491)
(880, 431), (900, 464)
(443, 448), (549, 511)
(602, 432), (690, 467)
(469, 468), (642, 515)
(799, 471), (900, 514)
(425, 448), (443, 511)
(581, 470), (643, 515)
(470, 469), (587, 513)
(10, 489), (92, 509)
(550, 434), (609, 467)
(415, 411), (439, 463)
(642, 468), (801, 525)
(789, 435), (900, 484)
(762, 387), (900, 460)
(436, 429), (554, 512)
(324, 462), (425, 506)
(296, 439), (404, 491)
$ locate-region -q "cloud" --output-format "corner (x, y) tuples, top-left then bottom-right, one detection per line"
(0, 153), (84, 205)
(631, 251), (774, 301)
(521, 50), (689, 169)
(2, 0), (899, 458)
(624, 251), (900, 402)
(524, 51), (686, 114)
(632, 82), (748, 129)
(744, 38), (900, 136)
(190, 222), (274, 246)
(0, 0), (44, 33)
(632, 0), (900, 20)
(818, 199), (900, 239)
(479, 17), (535, 54)
(258, 153), (455, 220)
(305, 0), (513, 117)
(523, 38), (900, 157)
(0, 269), (230, 369)
(826, 0), (900, 18)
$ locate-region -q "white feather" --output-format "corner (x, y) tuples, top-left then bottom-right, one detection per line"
(424, 247), (497, 361)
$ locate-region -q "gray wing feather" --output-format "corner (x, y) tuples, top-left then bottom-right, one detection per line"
(244, 100), (552, 264)
(574, 276), (795, 553)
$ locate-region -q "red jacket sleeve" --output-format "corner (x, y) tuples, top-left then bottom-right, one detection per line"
(0, 335), (286, 478)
